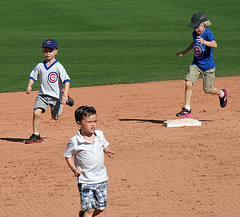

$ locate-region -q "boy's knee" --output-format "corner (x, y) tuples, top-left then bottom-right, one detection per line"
(203, 89), (213, 94)
(94, 209), (104, 216)
(185, 80), (193, 89)
(33, 109), (42, 119)
(84, 209), (95, 215)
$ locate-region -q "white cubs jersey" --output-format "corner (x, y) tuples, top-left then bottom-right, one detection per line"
(30, 60), (71, 100)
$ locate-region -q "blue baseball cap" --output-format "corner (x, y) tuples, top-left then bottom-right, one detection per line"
(42, 39), (58, 49)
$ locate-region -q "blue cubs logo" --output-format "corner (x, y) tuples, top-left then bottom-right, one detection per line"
(194, 44), (204, 59)
(48, 72), (58, 83)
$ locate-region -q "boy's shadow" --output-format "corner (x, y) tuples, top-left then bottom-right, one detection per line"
(0, 138), (26, 143)
(0, 137), (48, 143)
(119, 118), (165, 124)
(119, 118), (212, 125)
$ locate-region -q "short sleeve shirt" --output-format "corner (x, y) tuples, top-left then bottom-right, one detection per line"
(64, 130), (109, 184)
(192, 28), (215, 71)
(30, 60), (71, 100)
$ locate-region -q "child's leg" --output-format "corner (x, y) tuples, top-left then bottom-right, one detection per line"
(202, 67), (218, 95)
(93, 209), (103, 216)
(204, 87), (221, 95)
(83, 209), (94, 217)
(82, 209), (103, 217)
(185, 80), (193, 106)
(33, 108), (43, 133)
(26, 108), (44, 144)
(51, 100), (62, 120)
(202, 68), (228, 107)
(184, 65), (200, 108)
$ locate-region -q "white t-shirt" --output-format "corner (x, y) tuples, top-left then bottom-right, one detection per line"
(30, 60), (71, 100)
(64, 130), (109, 184)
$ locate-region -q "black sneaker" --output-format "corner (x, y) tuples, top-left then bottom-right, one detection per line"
(25, 134), (43, 144)
(79, 211), (84, 217)
(66, 94), (74, 107)
(176, 107), (192, 117)
(219, 88), (228, 108)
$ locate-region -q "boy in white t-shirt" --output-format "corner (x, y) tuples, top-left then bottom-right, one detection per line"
(64, 106), (114, 217)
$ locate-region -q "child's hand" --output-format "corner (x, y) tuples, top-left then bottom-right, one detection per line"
(73, 169), (82, 177)
(176, 51), (185, 57)
(106, 150), (114, 158)
(61, 94), (68, 105)
(26, 86), (32, 94)
(196, 36), (204, 45)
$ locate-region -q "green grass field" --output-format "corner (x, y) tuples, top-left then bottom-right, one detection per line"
(0, 0), (239, 92)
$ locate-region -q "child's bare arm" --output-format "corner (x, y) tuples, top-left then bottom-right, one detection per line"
(196, 37), (217, 48)
(62, 81), (70, 105)
(176, 42), (194, 57)
(65, 157), (82, 177)
(104, 146), (114, 158)
(26, 79), (35, 94)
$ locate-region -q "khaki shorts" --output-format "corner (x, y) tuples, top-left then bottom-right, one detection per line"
(185, 64), (215, 92)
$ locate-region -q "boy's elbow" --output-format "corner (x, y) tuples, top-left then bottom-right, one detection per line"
(213, 41), (217, 48)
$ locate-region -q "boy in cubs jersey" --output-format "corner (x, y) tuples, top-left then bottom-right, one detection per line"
(25, 39), (74, 144)
(176, 12), (228, 118)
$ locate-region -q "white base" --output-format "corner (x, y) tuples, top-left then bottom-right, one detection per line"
(164, 118), (201, 127)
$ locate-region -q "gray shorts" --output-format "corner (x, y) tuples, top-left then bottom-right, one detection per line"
(34, 94), (62, 118)
(185, 64), (215, 92)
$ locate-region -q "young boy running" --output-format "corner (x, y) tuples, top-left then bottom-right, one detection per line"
(25, 39), (74, 144)
(64, 106), (114, 217)
(176, 12), (228, 117)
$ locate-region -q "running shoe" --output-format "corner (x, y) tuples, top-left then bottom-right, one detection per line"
(219, 88), (228, 108)
(176, 107), (192, 117)
(79, 211), (84, 217)
(25, 134), (43, 144)
(66, 95), (74, 107)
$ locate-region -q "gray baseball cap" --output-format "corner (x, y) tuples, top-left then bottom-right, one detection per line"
(188, 12), (207, 28)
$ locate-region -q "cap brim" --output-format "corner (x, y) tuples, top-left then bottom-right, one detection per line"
(187, 21), (202, 28)
(41, 45), (56, 49)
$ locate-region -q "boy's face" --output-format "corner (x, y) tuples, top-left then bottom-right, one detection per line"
(77, 114), (97, 136)
(42, 47), (58, 61)
(194, 23), (205, 35)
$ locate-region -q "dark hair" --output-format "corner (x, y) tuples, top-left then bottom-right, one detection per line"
(75, 106), (96, 122)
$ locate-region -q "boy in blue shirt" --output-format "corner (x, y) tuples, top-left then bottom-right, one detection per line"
(176, 12), (228, 117)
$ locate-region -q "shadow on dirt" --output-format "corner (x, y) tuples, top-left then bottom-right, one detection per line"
(0, 138), (26, 143)
(0, 137), (49, 143)
(119, 118), (165, 124)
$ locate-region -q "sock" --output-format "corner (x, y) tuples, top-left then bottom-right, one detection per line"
(185, 105), (191, 111)
(34, 132), (40, 136)
(219, 90), (224, 98)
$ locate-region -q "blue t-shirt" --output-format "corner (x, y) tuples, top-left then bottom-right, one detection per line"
(192, 27), (215, 71)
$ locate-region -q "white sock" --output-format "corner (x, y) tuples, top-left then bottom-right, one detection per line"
(34, 132), (40, 136)
(219, 90), (224, 98)
(185, 105), (191, 111)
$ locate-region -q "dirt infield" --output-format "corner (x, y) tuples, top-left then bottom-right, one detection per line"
(0, 77), (239, 217)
